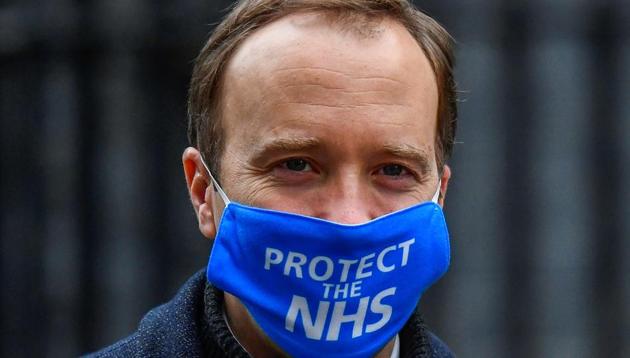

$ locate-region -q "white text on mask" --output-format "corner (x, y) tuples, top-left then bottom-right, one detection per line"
(264, 238), (415, 283)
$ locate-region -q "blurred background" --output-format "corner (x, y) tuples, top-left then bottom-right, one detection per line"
(1, 0), (628, 357)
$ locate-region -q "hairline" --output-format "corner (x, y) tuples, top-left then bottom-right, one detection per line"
(190, 3), (455, 179)
(212, 10), (433, 173)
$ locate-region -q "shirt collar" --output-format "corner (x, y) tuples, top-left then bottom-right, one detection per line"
(390, 334), (400, 358)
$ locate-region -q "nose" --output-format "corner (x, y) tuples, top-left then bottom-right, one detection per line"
(314, 176), (376, 225)
(321, 205), (373, 225)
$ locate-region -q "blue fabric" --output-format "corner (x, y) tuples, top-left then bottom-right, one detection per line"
(84, 269), (455, 357)
(207, 201), (450, 358)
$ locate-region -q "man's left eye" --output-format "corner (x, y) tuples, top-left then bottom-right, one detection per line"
(381, 164), (408, 176)
(282, 158), (312, 172)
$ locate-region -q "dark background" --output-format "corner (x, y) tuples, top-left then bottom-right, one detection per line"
(1, 0), (628, 357)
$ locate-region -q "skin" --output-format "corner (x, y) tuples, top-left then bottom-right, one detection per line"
(183, 12), (451, 358)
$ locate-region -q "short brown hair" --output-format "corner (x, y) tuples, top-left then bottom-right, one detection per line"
(188, 0), (457, 177)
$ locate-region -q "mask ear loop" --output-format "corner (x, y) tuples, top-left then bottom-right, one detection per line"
(431, 180), (441, 204)
(200, 157), (231, 207)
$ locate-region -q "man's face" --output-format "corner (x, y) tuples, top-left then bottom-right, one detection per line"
(214, 12), (445, 225)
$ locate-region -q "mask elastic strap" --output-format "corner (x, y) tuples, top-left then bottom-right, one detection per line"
(200, 157), (231, 207)
(431, 181), (441, 204)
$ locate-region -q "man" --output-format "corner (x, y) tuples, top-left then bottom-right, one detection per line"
(87, 0), (457, 357)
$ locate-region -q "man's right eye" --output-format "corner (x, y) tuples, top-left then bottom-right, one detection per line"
(282, 158), (312, 172)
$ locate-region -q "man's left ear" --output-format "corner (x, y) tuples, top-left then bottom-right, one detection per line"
(438, 165), (451, 207)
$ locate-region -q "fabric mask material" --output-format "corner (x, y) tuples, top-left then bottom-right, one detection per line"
(201, 159), (450, 358)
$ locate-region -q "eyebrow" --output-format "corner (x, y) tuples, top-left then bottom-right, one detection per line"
(248, 136), (322, 165)
(382, 143), (433, 175)
(247, 137), (433, 175)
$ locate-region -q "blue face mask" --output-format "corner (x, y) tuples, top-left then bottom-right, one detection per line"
(201, 160), (450, 358)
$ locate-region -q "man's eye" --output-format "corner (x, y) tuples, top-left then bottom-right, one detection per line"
(282, 158), (312, 172)
(381, 164), (407, 176)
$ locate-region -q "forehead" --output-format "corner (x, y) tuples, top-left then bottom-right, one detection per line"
(219, 11), (438, 148)
(224, 11), (435, 90)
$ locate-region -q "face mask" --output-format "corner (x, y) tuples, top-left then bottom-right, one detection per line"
(201, 160), (450, 358)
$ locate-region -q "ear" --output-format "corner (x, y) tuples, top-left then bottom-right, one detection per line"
(182, 147), (217, 239)
(438, 164), (451, 208)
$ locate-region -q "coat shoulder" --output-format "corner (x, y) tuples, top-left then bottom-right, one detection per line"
(428, 331), (456, 358)
(82, 270), (208, 357)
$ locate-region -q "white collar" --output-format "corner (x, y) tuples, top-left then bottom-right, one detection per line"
(222, 305), (252, 355)
(390, 334), (400, 358)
